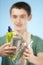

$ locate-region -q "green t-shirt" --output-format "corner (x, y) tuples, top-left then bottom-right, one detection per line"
(0, 35), (43, 65)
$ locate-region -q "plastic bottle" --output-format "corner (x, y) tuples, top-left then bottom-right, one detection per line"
(6, 26), (16, 59)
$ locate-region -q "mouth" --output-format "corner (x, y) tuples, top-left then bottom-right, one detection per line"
(16, 24), (22, 27)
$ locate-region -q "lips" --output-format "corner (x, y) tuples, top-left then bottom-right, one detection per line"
(16, 24), (22, 27)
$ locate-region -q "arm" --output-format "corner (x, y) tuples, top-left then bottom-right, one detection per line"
(23, 46), (43, 65)
(35, 53), (43, 65)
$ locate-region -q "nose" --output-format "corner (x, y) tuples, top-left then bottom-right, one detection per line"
(17, 17), (21, 23)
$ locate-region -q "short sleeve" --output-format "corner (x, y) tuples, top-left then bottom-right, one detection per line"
(0, 36), (6, 46)
(36, 38), (43, 54)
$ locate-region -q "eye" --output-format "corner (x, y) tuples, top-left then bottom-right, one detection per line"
(21, 15), (25, 18)
(13, 15), (17, 18)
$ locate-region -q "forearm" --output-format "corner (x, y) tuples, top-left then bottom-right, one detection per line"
(32, 56), (43, 65)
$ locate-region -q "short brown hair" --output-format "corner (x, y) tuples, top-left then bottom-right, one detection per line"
(10, 2), (31, 16)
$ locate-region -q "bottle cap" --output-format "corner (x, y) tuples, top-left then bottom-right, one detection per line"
(8, 26), (12, 32)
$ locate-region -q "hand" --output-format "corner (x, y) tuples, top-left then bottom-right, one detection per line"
(23, 45), (36, 64)
(0, 43), (16, 56)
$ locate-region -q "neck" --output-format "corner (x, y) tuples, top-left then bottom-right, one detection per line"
(14, 29), (27, 35)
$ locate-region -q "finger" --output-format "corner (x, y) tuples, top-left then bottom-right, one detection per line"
(23, 52), (29, 57)
(8, 53), (14, 56)
(23, 55), (28, 60)
(4, 46), (16, 51)
(2, 43), (10, 48)
(5, 50), (14, 54)
(9, 46), (16, 50)
(4, 52), (14, 56)
(25, 47), (32, 54)
(2, 54), (9, 56)
(25, 48), (29, 53)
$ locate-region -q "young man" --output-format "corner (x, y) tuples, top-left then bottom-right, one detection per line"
(0, 2), (43, 65)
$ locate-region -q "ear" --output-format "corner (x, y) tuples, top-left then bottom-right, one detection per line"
(28, 14), (32, 21)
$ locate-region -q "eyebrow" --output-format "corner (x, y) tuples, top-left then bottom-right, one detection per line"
(20, 14), (26, 16)
(12, 14), (26, 16)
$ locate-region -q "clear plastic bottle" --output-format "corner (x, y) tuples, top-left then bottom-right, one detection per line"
(11, 34), (26, 65)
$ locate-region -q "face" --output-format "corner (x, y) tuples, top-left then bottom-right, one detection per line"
(10, 8), (31, 31)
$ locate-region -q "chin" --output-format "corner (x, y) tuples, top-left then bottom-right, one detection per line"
(17, 29), (21, 31)
(15, 28), (22, 31)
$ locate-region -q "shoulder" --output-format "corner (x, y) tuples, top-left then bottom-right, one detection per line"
(27, 32), (43, 42)
(31, 34), (43, 42)
(31, 34), (43, 53)
(0, 35), (6, 39)
(31, 34), (43, 46)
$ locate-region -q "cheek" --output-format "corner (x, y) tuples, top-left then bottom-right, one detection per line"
(21, 22), (27, 29)
(11, 18), (16, 24)
(12, 18), (15, 22)
(22, 18), (28, 24)
(23, 20), (27, 26)
(11, 16), (16, 22)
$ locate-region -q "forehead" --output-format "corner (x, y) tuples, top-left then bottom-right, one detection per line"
(11, 8), (28, 15)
